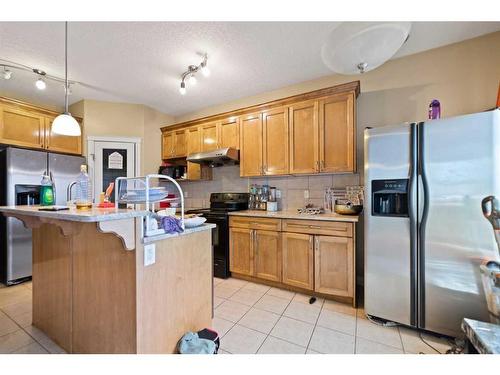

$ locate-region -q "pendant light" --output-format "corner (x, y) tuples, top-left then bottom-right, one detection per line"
(52, 22), (81, 136)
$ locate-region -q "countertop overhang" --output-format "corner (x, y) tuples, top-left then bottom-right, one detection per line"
(228, 210), (360, 222)
(0, 205), (150, 222)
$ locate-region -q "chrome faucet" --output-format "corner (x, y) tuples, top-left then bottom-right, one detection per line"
(67, 181), (77, 203)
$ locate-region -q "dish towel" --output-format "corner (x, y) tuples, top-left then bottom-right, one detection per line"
(178, 332), (216, 354)
(161, 216), (184, 234)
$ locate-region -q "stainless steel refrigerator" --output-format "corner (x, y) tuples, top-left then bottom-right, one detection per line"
(0, 147), (85, 285)
(364, 109), (500, 337)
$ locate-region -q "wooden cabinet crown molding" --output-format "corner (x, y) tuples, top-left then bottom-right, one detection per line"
(0, 96), (83, 123)
(160, 81), (360, 132)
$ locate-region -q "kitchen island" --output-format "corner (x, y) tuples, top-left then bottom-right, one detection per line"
(0, 205), (215, 354)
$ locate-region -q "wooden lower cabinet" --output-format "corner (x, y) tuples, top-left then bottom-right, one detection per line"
(229, 227), (254, 276)
(282, 232), (314, 290)
(229, 216), (356, 305)
(314, 235), (354, 298)
(254, 230), (281, 282)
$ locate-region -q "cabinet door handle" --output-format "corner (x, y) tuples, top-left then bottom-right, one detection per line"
(315, 160), (319, 171)
(309, 236), (313, 250)
(320, 160), (324, 170)
(315, 237), (319, 249)
(309, 225), (322, 229)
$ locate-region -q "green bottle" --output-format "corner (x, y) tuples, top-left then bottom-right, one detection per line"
(40, 175), (54, 206)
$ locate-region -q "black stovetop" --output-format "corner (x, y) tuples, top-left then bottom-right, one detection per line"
(187, 192), (249, 215)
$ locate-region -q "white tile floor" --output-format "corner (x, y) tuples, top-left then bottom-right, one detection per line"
(0, 278), (454, 354)
(212, 277), (454, 354)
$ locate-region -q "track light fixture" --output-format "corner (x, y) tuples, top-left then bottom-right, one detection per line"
(2, 67), (12, 80)
(179, 53), (209, 95)
(0, 58), (80, 92)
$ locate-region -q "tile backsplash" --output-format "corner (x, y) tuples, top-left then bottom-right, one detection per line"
(179, 165), (360, 210)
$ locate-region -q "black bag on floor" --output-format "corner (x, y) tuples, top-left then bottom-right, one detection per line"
(197, 328), (220, 354)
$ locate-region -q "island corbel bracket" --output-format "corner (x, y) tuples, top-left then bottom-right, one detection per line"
(97, 218), (136, 251)
(7, 213), (81, 237)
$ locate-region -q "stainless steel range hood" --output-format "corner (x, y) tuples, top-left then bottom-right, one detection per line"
(186, 147), (239, 167)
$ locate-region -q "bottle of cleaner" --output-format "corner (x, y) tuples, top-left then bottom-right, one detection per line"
(75, 165), (92, 209)
(40, 174), (55, 206)
(428, 99), (441, 120)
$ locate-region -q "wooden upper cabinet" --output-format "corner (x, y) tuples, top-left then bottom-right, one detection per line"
(219, 117), (240, 150)
(186, 126), (201, 180)
(45, 116), (82, 155)
(254, 230), (281, 282)
(282, 232), (314, 290)
(0, 105), (45, 149)
(162, 131), (174, 159)
(229, 227), (254, 276)
(240, 113), (263, 177)
(319, 92), (355, 173)
(173, 129), (187, 158)
(262, 107), (289, 176)
(314, 235), (354, 297)
(289, 100), (319, 174)
(201, 122), (219, 152)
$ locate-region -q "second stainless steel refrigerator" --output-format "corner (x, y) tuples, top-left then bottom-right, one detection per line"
(0, 147), (85, 285)
(364, 109), (500, 337)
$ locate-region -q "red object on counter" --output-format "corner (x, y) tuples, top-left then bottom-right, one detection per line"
(97, 202), (115, 208)
(159, 193), (176, 208)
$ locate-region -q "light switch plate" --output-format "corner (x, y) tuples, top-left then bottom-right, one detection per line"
(144, 244), (156, 266)
(304, 190), (310, 199)
(276, 189), (282, 199)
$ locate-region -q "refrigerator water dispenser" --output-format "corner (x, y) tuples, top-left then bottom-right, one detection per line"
(372, 179), (409, 217)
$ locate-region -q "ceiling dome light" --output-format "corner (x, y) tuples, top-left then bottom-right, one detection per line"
(2, 68), (12, 80)
(52, 22), (81, 137)
(321, 22), (411, 75)
(35, 77), (46, 90)
(188, 74), (197, 85)
(179, 81), (187, 95)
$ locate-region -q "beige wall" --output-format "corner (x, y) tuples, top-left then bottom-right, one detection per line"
(172, 31), (500, 284)
(69, 100), (174, 174)
(176, 31), (500, 125)
(174, 30), (500, 199)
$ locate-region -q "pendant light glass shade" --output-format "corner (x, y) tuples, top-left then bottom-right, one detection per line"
(52, 21), (80, 137)
(52, 113), (81, 136)
(321, 22), (412, 75)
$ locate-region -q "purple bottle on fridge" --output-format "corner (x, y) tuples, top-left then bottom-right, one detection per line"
(428, 99), (441, 120)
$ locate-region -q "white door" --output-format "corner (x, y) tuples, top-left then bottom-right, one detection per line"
(92, 141), (136, 202)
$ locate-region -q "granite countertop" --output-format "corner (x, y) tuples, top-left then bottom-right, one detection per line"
(0, 205), (150, 223)
(462, 318), (500, 354)
(143, 223), (216, 244)
(228, 210), (359, 223)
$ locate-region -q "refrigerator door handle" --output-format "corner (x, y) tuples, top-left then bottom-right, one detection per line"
(408, 123), (418, 326)
(417, 121), (429, 328)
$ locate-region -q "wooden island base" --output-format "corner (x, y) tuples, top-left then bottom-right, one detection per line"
(11, 214), (213, 354)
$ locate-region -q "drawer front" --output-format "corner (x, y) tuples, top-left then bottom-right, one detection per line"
(229, 216), (281, 231)
(282, 219), (352, 237)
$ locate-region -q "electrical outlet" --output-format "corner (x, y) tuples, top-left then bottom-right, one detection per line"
(144, 244), (156, 266)
(276, 189), (282, 199)
(184, 191), (189, 198)
(304, 190), (310, 199)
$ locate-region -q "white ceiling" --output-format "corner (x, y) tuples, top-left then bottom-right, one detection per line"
(0, 22), (499, 116)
